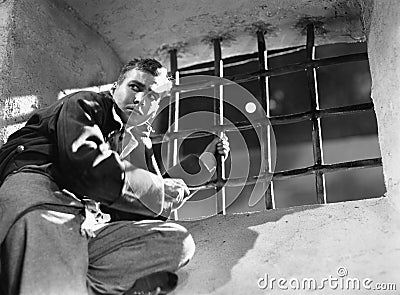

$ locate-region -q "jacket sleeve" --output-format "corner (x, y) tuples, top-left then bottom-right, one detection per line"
(56, 92), (164, 216)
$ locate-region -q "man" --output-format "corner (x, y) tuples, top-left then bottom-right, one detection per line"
(0, 58), (229, 295)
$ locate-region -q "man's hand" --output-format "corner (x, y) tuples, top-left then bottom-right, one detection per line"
(131, 123), (153, 139)
(163, 178), (190, 210)
(204, 133), (230, 159)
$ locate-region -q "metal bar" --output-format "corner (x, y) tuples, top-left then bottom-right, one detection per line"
(273, 158), (382, 180)
(172, 73), (180, 221)
(168, 49), (180, 221)
(150, 102), (375, 144)
(256, 30), (267, 116)
(213, 38), (226, 215)
(167, 49), (178, 170)
(170, 49), (178, 76)
(188, 157), (382, 190)
(172, 52), (368, 94)
(256, 30), (274, 210)
(270, 102), (374, 125)
(306, 24), (327, 204)
(172, 71), (180, 167)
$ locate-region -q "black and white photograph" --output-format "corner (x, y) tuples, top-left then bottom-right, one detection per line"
(0, 0), (399, 294)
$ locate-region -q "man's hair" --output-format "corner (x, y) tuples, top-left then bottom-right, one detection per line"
(116, 58), (164, 85)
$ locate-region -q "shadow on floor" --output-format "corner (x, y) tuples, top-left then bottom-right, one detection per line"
(174, 204), (322, 294)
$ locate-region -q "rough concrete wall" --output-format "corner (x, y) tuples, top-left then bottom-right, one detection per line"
(0, 0), (17, 144)
(64, 0), (365, 68)
(367, 0), (400, 212)
(0, 0), (121, 144)
(357, 0), (374, 37)
(174, 198), (400, 294)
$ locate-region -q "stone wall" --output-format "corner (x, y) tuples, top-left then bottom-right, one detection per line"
(63, 0), (365, 68)
(0, 0), (121, 144)
(366, 0), (400, 212)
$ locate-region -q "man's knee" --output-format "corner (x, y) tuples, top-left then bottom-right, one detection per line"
(180, 232), (195, 267)
(161, 222), (195, 267)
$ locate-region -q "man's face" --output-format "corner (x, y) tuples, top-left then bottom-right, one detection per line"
(112, 68), (163, 126)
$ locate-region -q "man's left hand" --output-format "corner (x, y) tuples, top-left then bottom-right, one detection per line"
(204, 133), (230, 159)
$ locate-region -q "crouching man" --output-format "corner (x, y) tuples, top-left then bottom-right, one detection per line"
(0, 58), (199, 295)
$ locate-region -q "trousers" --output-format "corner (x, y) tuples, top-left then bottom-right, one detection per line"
(0, 172), (195, 295)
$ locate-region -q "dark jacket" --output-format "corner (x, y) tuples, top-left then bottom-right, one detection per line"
(0, 90), (212, 220)
(0, 91), (165, 217)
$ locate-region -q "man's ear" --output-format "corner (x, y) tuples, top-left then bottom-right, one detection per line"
(110, 82), (118, 95)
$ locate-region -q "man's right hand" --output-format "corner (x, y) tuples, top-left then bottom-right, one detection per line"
(163, 178), (190, 210)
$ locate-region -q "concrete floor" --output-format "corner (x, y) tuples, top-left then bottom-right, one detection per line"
(173, 197), (400, 294)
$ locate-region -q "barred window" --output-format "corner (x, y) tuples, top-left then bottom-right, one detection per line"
(151, 24), (384, 220)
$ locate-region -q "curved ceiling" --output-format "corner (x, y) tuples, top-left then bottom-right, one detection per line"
(63, 0), (364, 69)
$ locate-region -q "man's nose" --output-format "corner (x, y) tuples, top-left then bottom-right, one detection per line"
(133, 92), (145, 105)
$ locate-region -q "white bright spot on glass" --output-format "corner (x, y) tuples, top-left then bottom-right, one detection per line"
(245, 102), (257, 113)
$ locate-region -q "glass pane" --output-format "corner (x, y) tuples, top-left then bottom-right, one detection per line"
(269, 72), (310, 115)
(224, 60), (258, 76)
(268, 48), (306, 67)
(274, 120), (314, 171)
(315, 42), (367, 58)
(226, 183), (266, 214)
(177, 188), (218, 220)
(317, 61), (372, 109)
(273, 175), (317, 208)
(321, 111), (379, 142)
(180, 68), (214, 77)
(323, 135), (381, 165)
(325, 167), (385, 203)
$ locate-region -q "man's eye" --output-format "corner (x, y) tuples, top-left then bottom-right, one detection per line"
(130, 85), (140, 91)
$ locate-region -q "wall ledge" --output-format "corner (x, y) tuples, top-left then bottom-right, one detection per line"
(174, 197), (400, 294)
